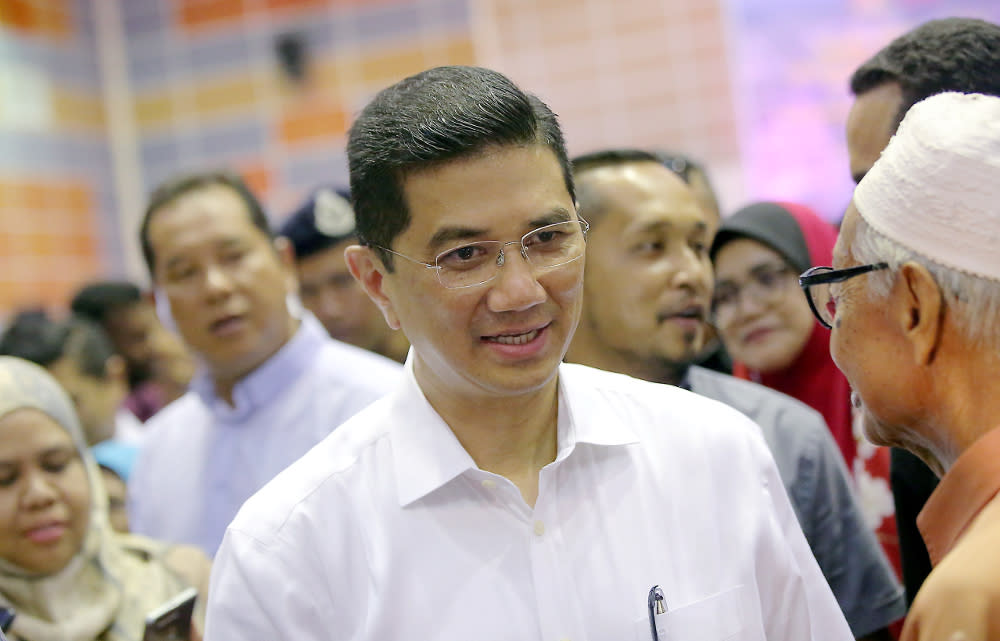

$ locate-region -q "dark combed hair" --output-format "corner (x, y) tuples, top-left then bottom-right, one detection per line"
(139, 170), (270, 276)
(71, 281), (143, 324)
(347, 65), (574, 269)
(0, 311), (115, 379)
(850, 17), (1000, 128)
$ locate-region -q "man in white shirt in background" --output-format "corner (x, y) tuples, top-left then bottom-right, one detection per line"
(127, 170), (401, 557)
(205, 66), (852, 640)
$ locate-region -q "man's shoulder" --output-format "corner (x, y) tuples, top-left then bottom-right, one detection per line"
(141, 391), (209, 445)
(687, 366), (829, 445)
(560, 363), (767, 448)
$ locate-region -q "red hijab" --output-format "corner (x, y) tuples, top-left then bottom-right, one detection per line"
(724, 202), (856, 466)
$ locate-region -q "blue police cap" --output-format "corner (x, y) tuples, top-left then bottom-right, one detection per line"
(278, 186), (357, 259)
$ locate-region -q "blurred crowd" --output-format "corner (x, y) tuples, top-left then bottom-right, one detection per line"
(0, 15), (998, 641)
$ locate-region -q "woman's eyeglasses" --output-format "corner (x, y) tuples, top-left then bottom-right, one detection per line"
(711, 263), (796, 321)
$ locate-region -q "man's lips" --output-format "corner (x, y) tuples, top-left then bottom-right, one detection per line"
(209, 314), (246, 335)
(481, 323), (549, 344)
(657, 304), (707, 324)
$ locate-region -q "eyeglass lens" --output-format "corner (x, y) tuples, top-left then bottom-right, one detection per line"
(434, 220), (586, 288)
(712, 264), (793, 316)
(807, 280), (836, 327)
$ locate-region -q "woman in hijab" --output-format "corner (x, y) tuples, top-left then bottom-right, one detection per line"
(0, 356), (204, 641)
(709, 201), (900, 578)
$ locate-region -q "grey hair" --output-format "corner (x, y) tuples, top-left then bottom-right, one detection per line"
(847, 214), (1000, 350)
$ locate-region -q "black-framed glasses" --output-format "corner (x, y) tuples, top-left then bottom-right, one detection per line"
(372, 218), (589, 289)
(799, 263), (888, 329)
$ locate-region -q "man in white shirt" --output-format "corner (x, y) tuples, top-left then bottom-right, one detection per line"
(205, 65), (852, 640)
(128, 171), (401, 556)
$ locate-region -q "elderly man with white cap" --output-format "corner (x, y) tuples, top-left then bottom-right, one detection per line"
(799, 91), (1000, 641)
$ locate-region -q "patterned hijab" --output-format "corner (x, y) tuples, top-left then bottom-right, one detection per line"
(0, 357), (187, 641)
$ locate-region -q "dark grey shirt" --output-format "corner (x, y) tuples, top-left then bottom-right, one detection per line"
(687, 365), (906, 638)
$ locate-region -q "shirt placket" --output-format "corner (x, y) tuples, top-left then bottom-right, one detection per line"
(529, 461), (585, 641)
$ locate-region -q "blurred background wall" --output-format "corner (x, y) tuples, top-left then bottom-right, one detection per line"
(1, 0), (998, 315)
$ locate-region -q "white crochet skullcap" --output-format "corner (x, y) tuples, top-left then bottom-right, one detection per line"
(853, 92), (1000, 281)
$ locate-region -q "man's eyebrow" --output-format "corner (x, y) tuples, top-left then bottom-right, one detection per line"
(163, 237), (245, 271)
(528, 207), (575, 228)
(625, 219), (708, 236)
(426, 226), (490, 252)
(426, 207), (576, 251)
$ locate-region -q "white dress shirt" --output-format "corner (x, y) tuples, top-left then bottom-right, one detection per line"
(206, 362), (852, 641)
(127, 314), (401, 556)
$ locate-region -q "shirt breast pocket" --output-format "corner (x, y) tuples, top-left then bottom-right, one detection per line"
(633, 585), (748, 641)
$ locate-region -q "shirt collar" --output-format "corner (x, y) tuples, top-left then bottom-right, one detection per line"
(390, 362), (639, 507)
(557, 363), (641, 449)
(918, 424), (1000, 565)
(191, 313), (328, 420)
(389, 358), (479, 507)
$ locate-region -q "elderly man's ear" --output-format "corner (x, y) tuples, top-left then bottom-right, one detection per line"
(895, 261), (944, 366)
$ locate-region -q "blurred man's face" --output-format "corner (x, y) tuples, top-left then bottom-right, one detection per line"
(103, 302), (158, 382)
(148, 184), (297, 385)
(846, 82), (903, 183)
(687, 168), (721, 236)
(48, 356), (126, 446)
(573, 162), (713, 377)
(296, 238), (395, 354)
(105, 301), (194, 392)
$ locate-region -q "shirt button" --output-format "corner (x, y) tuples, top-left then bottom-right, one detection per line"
(481, 479), (496, 490)
(533, 520), (545, 536)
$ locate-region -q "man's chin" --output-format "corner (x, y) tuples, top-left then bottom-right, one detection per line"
(860, 406), (913, 449)
(649, 352), (695, 384)
(859, 406), (895, 447)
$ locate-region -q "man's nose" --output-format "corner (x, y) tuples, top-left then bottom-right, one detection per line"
(203, 264), (236, 298)
(487, 244), (546, 312)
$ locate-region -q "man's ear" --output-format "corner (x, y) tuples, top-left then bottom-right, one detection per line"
(895, 261), (944, 366)
(272, 236), (299, 294)
(344, 245), (401, 330)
